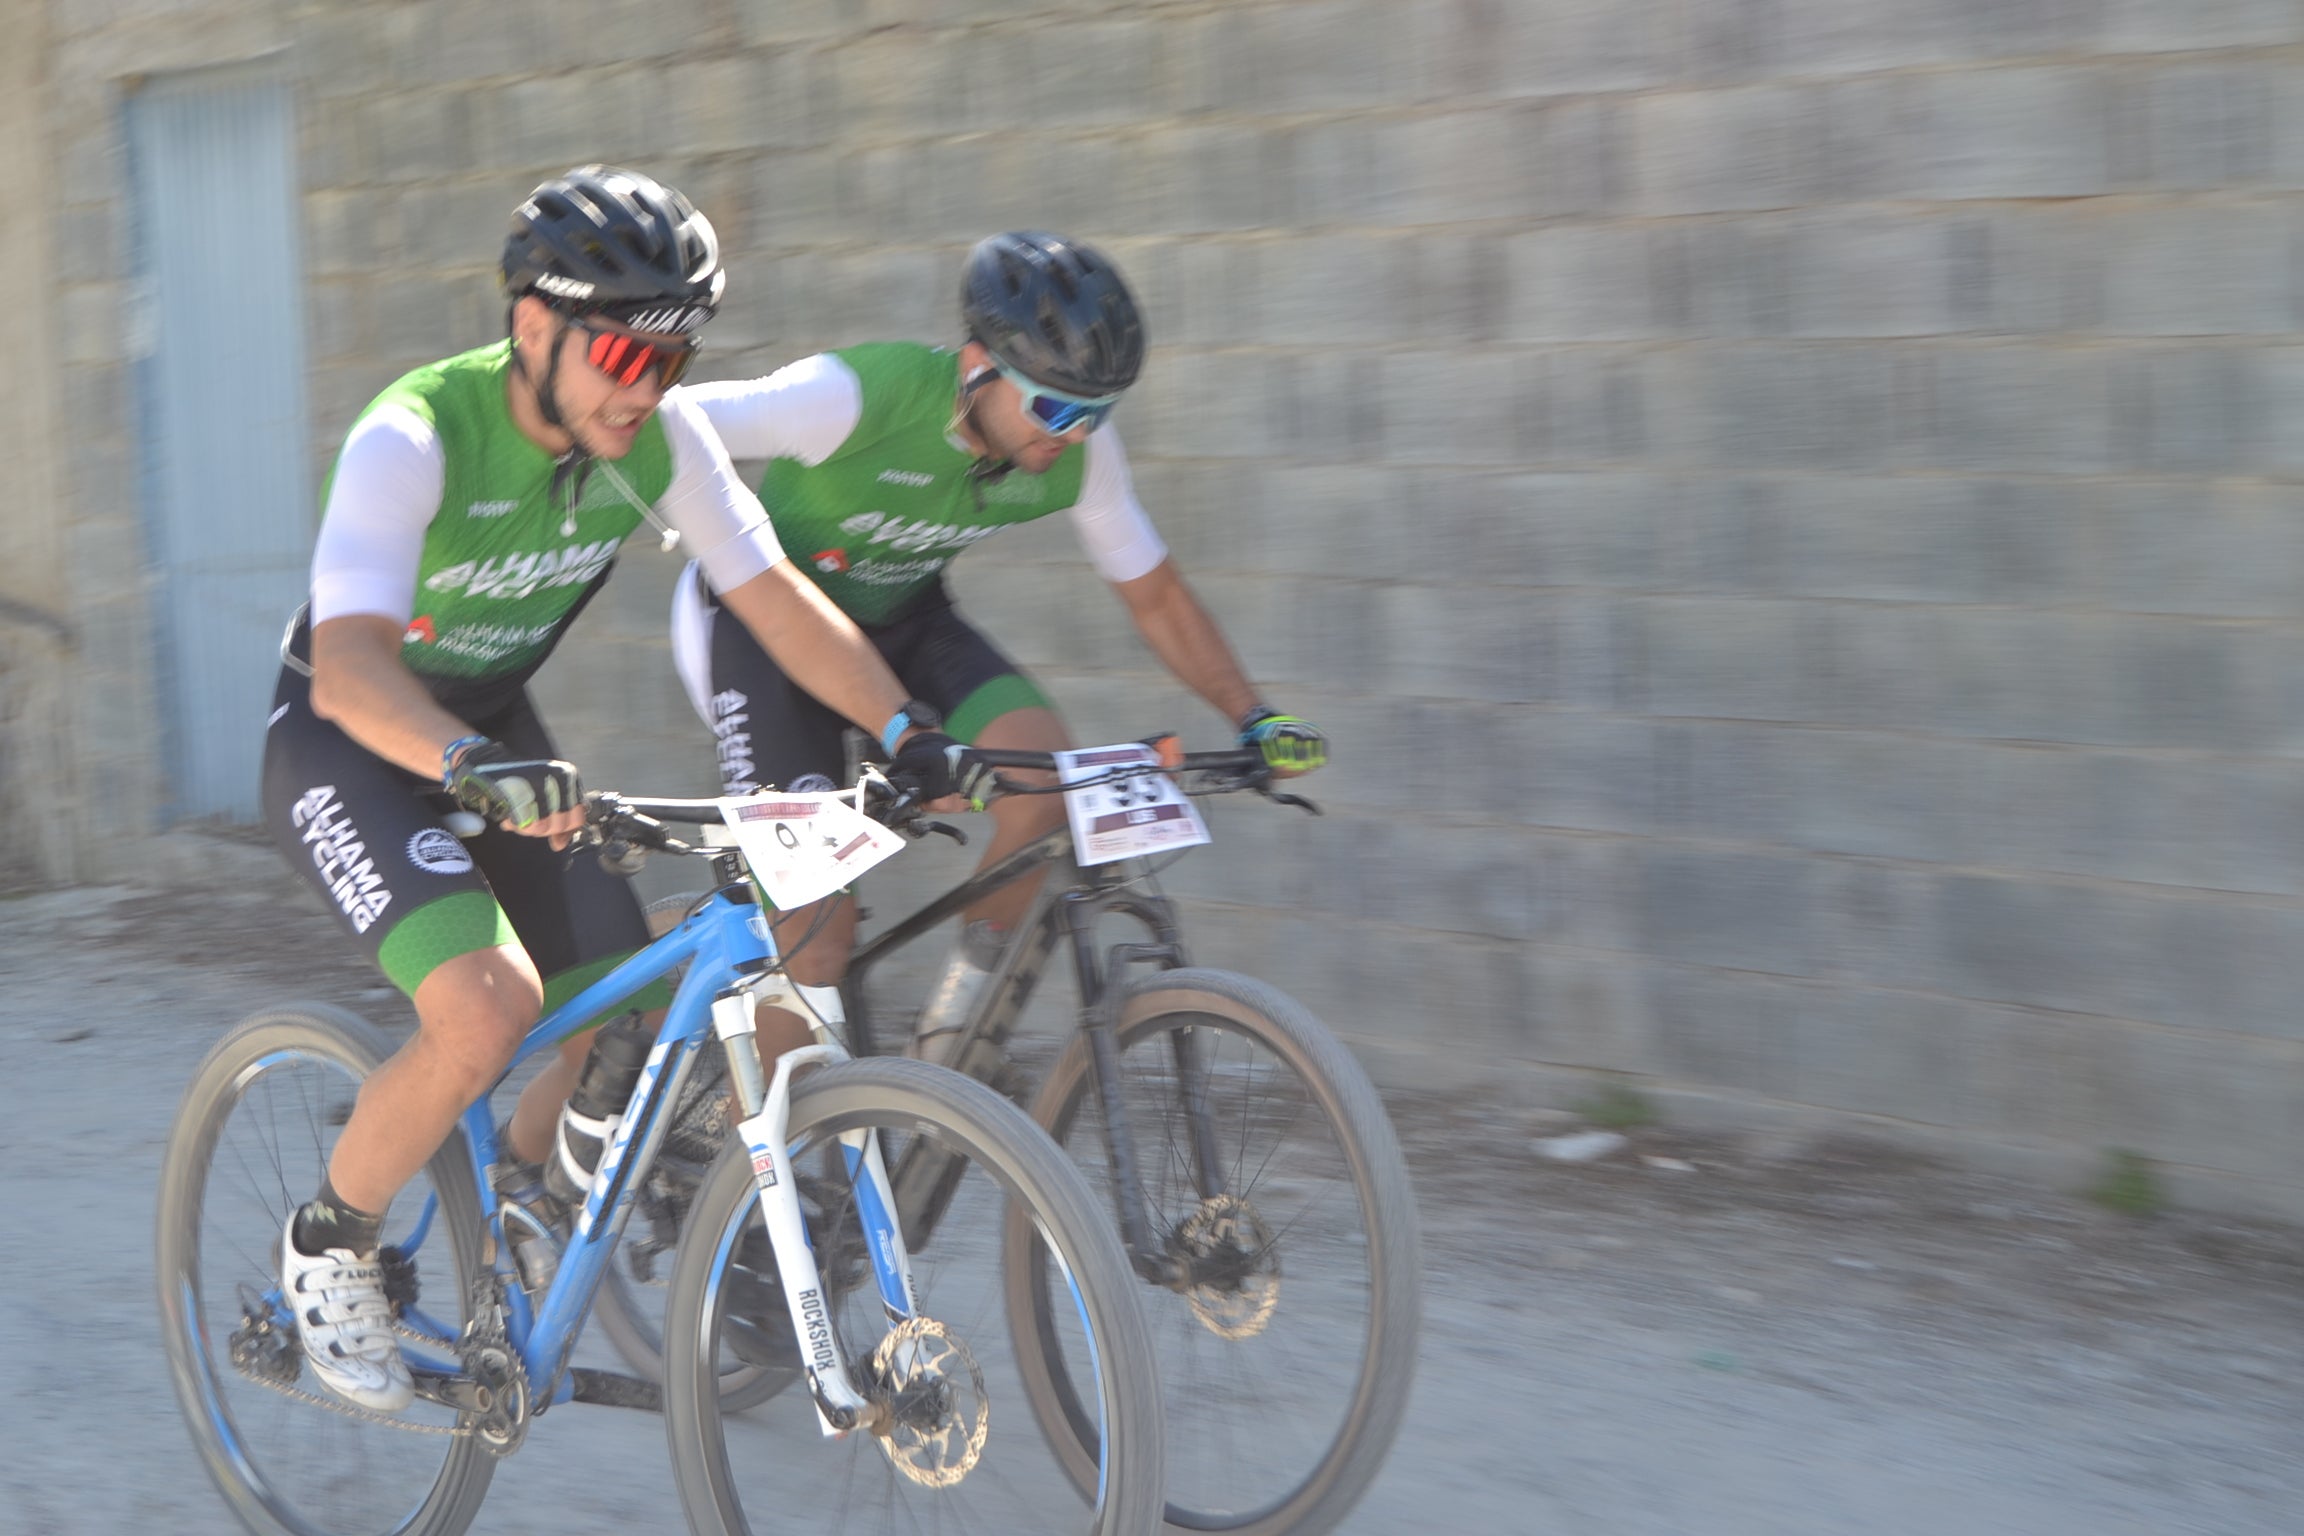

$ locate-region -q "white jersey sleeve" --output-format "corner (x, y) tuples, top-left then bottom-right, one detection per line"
(309, 404), (446, 626)
(652, 391), (789, 592)
(1067, 425), (1167, 584)
(672, 353), (863, 466)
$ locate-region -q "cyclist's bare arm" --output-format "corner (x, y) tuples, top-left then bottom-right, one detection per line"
(309, 614), (482, 779)
(309, 614), (584, 844)
(1108, 557), (1265, 725)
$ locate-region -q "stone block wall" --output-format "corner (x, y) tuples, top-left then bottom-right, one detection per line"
(19, 0), (2304, 1211)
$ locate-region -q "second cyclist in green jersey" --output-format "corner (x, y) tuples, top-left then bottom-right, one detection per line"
(670, 231), (1329, 1060)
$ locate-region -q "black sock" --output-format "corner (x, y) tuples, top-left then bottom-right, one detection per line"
(292, 1178), (384, 1257)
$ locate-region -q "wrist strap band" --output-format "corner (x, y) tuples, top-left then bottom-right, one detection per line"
(880, 711), (913, 758)
(440, 734), (491, 790)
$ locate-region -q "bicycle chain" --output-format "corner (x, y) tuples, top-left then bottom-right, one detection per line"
(229, 1279), (530, 1450)
(230, 1315), (482, 1437)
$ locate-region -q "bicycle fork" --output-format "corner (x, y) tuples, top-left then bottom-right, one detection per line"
(1057, 887), (1232, 1288)
(712, 975), (917, 1437)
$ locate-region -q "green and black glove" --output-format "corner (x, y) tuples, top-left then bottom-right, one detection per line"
(445, 738), (582, 829)
(1237, 708), (1328, 775)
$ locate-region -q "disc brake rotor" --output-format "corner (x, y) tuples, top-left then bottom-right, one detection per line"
(869, 1315), (989, 1488)
(1175, 1193), (1281, 1340)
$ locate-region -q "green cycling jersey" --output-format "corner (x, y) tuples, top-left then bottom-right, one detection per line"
(754, 343), (1094, 625)
(331, 342), (672, 695)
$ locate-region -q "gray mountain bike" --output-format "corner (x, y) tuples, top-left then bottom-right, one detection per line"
(599, 741), (1421, 1536)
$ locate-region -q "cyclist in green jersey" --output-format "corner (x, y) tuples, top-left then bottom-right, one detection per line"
(669, 231), (1327, 1063)
(256, 166), (971, 1410)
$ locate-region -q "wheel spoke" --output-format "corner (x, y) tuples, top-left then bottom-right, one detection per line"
(662, 1057), (1162, 1536)
(159, 1009), (495, 1536)
(1027, 978), (1418, 1533)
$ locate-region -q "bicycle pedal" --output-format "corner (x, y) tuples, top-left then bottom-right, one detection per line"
(985, 1057), (1035, 1106)
(953, 1039), (1033, 1105)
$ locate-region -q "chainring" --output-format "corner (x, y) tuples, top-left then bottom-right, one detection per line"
(459, 1338), (531, 1459)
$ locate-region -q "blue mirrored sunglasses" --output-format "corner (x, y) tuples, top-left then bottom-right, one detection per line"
(993, 360), (1121, 437)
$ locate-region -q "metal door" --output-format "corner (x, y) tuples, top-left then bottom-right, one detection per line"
(128, 64), (313, 822)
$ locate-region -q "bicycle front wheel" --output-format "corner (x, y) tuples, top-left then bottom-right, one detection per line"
(155, 1003), (493, 1536)
(1010, 969), (1422, 1536)
(662, 1056), (1165, 1536)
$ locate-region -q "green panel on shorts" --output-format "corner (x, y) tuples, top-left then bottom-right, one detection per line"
(541, 952), (675, 1040)
(947, 673), (1051, 744)
(376, 891), (519, 997)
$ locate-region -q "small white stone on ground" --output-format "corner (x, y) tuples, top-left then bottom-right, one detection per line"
(1535, 1130), (1628, 1163)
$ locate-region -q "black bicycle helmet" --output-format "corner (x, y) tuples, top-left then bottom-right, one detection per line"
(501, 164), (724, 334)
(960, 231), (1144, 398)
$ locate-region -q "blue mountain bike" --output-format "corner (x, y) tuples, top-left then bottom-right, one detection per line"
(155, 779), (1165, 1536)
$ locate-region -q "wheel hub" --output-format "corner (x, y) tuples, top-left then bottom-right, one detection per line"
(1172, 1194), (1281, 1339)
(869, 1316), (989, 1488)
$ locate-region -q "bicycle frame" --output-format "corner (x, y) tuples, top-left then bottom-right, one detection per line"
(383, 878), (919, 1431)
(844, 823), (1229, 1284)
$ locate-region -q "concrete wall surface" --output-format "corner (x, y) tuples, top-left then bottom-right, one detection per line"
(1, 0), (77, 886)
(19, 0), (2304, 1212)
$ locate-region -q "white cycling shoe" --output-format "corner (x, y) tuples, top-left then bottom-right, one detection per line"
(280, 1212), (415, 1412)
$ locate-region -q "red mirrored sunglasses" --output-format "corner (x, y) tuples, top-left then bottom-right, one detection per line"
(571, 317), (699, 389)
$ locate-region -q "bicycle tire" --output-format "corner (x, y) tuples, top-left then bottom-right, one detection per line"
(663, 1056), (1166, 1536)
(156, 1003), (495, 1536)
(1006, 968), (1422, 1536)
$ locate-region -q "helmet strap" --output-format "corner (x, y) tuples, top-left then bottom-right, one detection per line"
(507, 302), (580, 442)
(507, 304), (595, 527)
(951, 366), (1013, 483)
(532, 323), (575, 437)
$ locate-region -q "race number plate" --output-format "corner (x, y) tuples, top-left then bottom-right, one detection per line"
(718, 792), (906, 910)
(1056, 743), (1212, 866)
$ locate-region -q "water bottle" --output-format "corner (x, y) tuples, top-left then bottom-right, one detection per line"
(490, 1154), (563, 1297)
(545, 1011), (655, 1209)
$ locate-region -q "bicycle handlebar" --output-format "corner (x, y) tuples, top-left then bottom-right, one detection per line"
(953, 746), (1261, 776)
(575, 737), (1313, 875)
(943, 743), (1320, 816)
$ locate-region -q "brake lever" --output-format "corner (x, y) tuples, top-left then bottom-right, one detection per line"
(1257, 782), (1323, 816)
(924, 820), (969, 847)
(878, 787), (924, 831)
(597, 837), (648, 877)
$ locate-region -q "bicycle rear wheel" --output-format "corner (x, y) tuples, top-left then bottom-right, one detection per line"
(663, 1057), (1164, 1536)
(1009, 969), (1421, 1536)
(155, 1003), (493, 1536)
